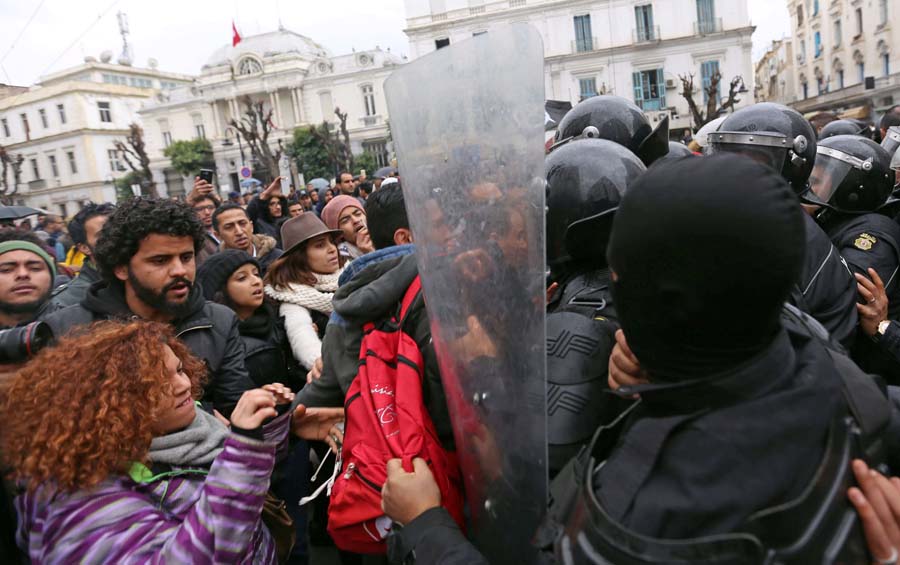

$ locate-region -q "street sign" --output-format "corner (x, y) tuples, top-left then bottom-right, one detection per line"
(240, 166), (252, 179)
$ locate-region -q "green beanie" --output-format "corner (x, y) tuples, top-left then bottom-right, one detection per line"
(0, 241), (57, 278)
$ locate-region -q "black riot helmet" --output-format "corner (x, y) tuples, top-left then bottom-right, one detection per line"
(545, 138), (646, 273)
(552, 95), (669, 166)
(707, 102), (817, 193)
(651, 141), (696, 167)
(819, 119), (868, 139)
(805, 135), (893, 214)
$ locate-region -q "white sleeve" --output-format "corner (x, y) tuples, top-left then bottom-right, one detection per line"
(279, 303), (323, 370)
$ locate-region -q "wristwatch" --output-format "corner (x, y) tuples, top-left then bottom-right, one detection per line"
(877, 320), (891, 341)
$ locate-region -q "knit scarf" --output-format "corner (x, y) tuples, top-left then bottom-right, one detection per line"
(264, 268), (344, 315)
(148, 409), (229, 467)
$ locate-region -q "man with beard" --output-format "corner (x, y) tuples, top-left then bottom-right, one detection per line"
(48, 203), (115, 311)
(42, 197), (254, 418)
(0, 230), (56, 328)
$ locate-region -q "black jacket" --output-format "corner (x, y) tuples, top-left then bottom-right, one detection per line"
(238, 302), (304, 391)
(295, 247), (454, 449)
(247, 195), (289, 248)
(40, 281), (254, 418)
(46, 263), (102, 312)
(791, 214), (858, 349)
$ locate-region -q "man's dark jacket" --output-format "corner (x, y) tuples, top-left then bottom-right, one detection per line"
(40, 281), (254, 418)
(46, 263), (102, 312)
(295, 245), (454, 449)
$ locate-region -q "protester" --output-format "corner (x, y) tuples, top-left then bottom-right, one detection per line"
(336, 171), (355, 196)
(48, 203), (114, 311)
(213, 203), (283, 276)
(287, 200), (305, 218)
(357, 181), (373, 201)
(1, 319), (343, 563)
(41, 197), (255, 418)
(263, 214), (345, 372)
(0, 230), (56, 328)
(188, 177), (223, 265)
(315, 186), (334, 216)
(247, 178), (290, 247)
(321, 195), (374, 260)
(298, 189), (314, 212)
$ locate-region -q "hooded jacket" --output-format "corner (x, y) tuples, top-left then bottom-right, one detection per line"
(239, 302), (304, 391)
(40, 282), (254, 418)
(250, 233), (283, 276)
(247, 195), (289, 248)
(46, 262), (102, 312)
(295, 245), (454, 448)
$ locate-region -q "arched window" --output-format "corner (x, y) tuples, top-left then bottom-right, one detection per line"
(237, 57), (263, 76)
(833, 58), (845, 89)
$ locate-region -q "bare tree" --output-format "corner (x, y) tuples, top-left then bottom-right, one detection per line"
(0, 145), (24, 205)
(114, 123), (159, 198)
(334, 107), (353, 171)
(678, 72), (745, 130)
(229, 96), (283, 182)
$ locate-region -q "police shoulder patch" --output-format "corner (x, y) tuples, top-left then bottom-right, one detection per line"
(854, 232), (877, 251)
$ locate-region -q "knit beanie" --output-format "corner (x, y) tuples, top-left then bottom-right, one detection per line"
(0, 241), (57, 279)
(321, 195), (364, 230)
(607, 154), (805, 382)
(196, 250), (260, 301)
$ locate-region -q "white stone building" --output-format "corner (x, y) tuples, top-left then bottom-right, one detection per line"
(754, 38), (796, 104)
(787, 0), (900, 120)
(403, 0), (755, 136)
(0, 60), (193, 215)
(140, 29), (404, 197)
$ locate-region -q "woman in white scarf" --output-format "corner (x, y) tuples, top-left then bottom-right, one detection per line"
(264, 215), (346, 371)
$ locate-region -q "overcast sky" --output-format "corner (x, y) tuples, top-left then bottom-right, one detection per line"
(1, 0), (790, 87)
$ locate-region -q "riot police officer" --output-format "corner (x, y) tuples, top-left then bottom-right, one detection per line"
(707, 102), (859, 348)
(806, 135), (900, 382)
(552, 95), (669, 166)
(819, 118), (869, 139)
(544, 138), (645, 474)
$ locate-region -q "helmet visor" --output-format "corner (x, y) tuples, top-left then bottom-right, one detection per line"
(808, 145), (872, 203)
(882, 126), (900, 159)
(891, 146), (900, 172)
(707, 131), (789, 173)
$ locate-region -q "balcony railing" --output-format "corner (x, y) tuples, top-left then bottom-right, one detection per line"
(632, 25), (661, 43)
(572, 36), (598, 53)
(694, 17), (723, 35)
(360, 115), (381, 127)
(27, 179), (46, 191)
(509, 0), (526, 6)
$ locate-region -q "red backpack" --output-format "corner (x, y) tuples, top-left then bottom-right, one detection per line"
(327, 275), (466, 553)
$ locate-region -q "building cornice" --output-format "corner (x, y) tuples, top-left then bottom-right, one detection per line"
(5, 128), (130, 151)
(0, 81), (152, 111)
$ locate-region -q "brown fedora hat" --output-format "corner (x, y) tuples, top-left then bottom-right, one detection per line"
(280, 214), (342, 255)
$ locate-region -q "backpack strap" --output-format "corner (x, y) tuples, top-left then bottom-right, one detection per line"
(398, 275), (423, 327)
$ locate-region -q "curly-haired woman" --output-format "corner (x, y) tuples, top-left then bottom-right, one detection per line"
(1, 320), (340, 563)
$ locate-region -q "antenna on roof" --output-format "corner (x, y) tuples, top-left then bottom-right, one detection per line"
(116, 11), (133, 65)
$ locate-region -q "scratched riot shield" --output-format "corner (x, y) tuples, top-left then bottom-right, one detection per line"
(385, 23), (547, 564)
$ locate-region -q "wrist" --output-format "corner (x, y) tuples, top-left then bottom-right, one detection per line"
(871, 320), (891, 342)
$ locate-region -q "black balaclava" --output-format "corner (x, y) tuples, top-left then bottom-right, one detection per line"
(607, 154), (805, 382)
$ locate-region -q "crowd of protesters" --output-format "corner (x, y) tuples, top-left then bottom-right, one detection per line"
(5, 97), (900, 565)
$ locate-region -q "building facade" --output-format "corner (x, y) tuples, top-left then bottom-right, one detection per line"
(787, 0), (900, 120)
(139, 29), (404, 197)
(754, 38), (796, 104)
(0, 60), (193, 214)
(403, 0), (755, 136)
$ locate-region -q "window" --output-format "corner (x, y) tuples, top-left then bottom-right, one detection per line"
(107, 149), (124, 172)
(57, 104), (66, 124)
(701, 60), (720, 104)
(237, 57), (263, 75)
(697, 0), (716, 34)
(162, 131), (173, 148)
(884, 54), (891, 77)
(812, 0), (819, 16)
(834, 19), (841, 47)
(880, 0), (888, 26)
(799, 39), (806, 63)
(98, 101), (112, 123)
(797, 5), (804, 27)
(579, 78), (598, 100)
(191, 114), (206, 139)
(473, 30), (487, 37)
(574, 15), (593, 52)
(814, 31), (822, 58)
(632, 69), (666, 111)
(435, 38), (450, 49)
(20, 113), (29, 140)
(802, 81), (809, 99)
(48, 154), (59, 178)
(66, 151), (77, 174)
(38, 108), (48, 129)
(362, 84), (376, 117)
(128, 77), (152, 88)
(635, 5), (655, 41)
(362, 140), (390, 168)
(817, 75), (825, 95)
(858, 61), (865, 83)
(30, 158), (40, 180)
(856, 8), (863, 36)
(838, 69), (845, 88)
(318, 91), (333, 118)
(0, 118), (8, 137)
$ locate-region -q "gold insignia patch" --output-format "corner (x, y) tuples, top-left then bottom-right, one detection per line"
(854, 233), (877, 251)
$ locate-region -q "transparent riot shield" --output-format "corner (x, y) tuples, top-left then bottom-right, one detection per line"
(385, 23), (548, 564)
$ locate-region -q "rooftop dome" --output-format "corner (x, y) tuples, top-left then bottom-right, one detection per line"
(203, 29), (331, 69)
